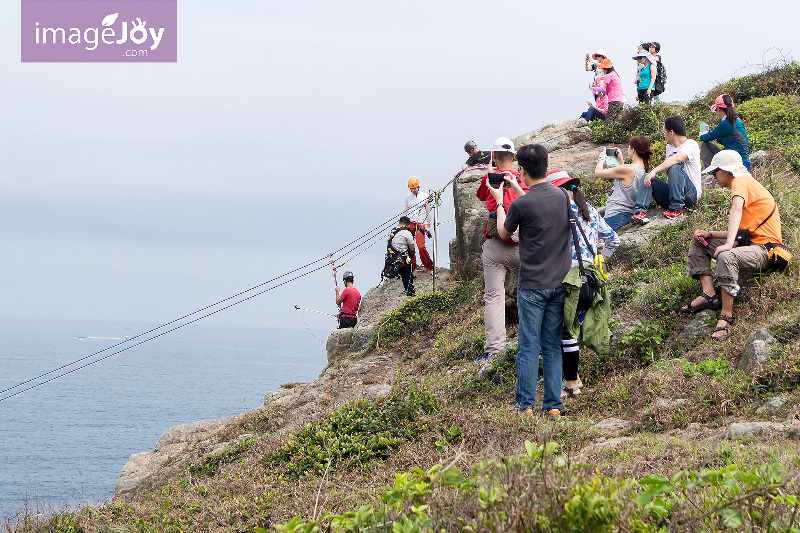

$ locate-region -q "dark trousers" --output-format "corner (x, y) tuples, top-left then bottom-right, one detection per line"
(604, 101), (623, 123)
(338, 315), (357, 329)
(399, 263), (415, 296)
(637, 88), (653, 105)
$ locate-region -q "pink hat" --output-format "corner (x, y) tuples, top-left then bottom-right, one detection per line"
(710, 94), (731, 111)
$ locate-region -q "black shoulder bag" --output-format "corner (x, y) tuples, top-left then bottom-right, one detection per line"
(561, 189), (598, 312)
(734, 201), (776, 247)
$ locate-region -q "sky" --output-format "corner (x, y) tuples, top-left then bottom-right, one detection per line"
(0, 0), (797, 331)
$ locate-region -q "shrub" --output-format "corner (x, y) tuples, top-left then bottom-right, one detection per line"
(263, 383), (438, 479)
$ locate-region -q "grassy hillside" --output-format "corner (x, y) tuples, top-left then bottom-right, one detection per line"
(7, 64), (800, 533)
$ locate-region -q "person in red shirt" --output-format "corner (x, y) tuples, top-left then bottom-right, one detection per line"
(335, 271), (361, 329)
(475, 137), (529, 363)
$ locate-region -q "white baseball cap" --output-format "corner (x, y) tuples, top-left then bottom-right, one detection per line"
(701, 150), (750, 178)
(491, 137), (516, 154)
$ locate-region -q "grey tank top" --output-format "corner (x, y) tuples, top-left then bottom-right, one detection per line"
(604, 165), (645, 217)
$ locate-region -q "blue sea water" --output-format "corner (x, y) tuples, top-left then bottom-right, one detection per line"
(0, 317), (328, 519)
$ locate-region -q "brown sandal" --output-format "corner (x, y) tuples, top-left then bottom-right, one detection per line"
(711, 314), (735, 340)
(681, 292), (721, 313)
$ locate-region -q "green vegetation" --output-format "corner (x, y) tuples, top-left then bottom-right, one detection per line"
(263, 383), (437, 479)
(590, 62), (800, 172)
(6, 61), (800, 533)
(267, 442), (800, 533)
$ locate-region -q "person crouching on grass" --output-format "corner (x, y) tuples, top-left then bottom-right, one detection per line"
(682, 150), (782, 340)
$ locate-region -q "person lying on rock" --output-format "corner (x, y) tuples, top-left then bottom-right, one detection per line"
(631, 116), (702, 223)
(462, 140), (492, 170)
(682, 150), (783, 340)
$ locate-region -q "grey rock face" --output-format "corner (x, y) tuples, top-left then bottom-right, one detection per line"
(346, 268), (451, 355)
(613, 211), (683, 261)
(326, 328), (354, 362)
(114, 415), (243, 501)
(596, 418), (634, 434)
(737, 329), (777, 375)
(728, 422), (786, 437)
(653, 398), (689, 409)
(677, 309), (718, 345)
(756, 397), (789, 416)
(450, 167), (489, 280)
(513, 120), (592, 153)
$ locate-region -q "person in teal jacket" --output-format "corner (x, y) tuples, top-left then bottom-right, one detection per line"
(700, 94), (750, 169)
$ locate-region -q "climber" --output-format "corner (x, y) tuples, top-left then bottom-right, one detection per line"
(335, 271), (361, 329)
(403, 176), (434, 272)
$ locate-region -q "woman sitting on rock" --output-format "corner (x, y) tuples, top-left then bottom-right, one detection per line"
(700, 94), (751, 170)
(580, 88), (608, 123)
(548, 169), (619, 398)
(594, 135), (653, 230)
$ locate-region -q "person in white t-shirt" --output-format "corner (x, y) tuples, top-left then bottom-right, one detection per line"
(631, 116), (701, 223)
(402, 176), (434, 271)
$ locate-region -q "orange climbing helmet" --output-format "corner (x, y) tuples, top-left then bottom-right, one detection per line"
(408, 176), (420, 189)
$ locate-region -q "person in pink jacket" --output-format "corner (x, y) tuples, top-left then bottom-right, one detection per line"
(593, 59), (624, 123)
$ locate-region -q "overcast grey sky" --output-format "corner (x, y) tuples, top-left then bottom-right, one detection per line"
(1, 0), (797, 330)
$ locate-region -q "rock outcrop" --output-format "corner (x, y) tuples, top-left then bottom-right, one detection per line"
(114, 415), (245, 501)
(326, 268), (453, 361)
(738, 329), (778, 375)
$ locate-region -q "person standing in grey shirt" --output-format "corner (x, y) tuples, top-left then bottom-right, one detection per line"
(489, 144), (572, 419)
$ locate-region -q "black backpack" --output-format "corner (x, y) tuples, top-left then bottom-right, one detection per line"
(381, 227), (411, 281)
(653, 60), (667, 95)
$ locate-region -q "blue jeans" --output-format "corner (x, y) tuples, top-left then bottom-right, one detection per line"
(604, 212), (632, 230)
(634, 163), (698, 212)
(580, 107), (605, 122)
(516, 287), (565, 411)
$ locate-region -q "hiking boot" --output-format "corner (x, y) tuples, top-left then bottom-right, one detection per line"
(631, 212), (649, 225)
(542, 408), (562, 420)
(663, 209), (684, 219)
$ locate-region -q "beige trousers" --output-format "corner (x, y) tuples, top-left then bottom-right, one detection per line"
(482, 239), (520, 354)
(687, 237), (769, 296)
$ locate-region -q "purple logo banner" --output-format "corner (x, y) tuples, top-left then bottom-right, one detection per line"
(21, 0), (177, 62)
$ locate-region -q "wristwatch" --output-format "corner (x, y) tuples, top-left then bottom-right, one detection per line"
(497, 203), (505, 210)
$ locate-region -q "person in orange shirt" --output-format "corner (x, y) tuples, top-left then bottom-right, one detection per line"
(682, 150), (782, 339)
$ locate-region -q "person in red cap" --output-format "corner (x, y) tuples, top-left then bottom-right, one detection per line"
(699, 94), (750, 170)
(403, 176), (434, 272)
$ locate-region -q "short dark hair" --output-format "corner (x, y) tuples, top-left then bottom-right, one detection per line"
(516, 144), (548, 178)
(650, 42), (661, 53)
(664, 116), (687, 137)
(398, 216), (411, 225)
(493, 151), (513, 164)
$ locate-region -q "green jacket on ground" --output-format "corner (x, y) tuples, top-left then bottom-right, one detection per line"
(562, 264), (611, 356)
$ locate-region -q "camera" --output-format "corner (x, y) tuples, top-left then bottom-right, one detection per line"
(487, 172), (506, 188)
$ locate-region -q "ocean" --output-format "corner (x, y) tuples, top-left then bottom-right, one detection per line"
(0, 317), (328, 519)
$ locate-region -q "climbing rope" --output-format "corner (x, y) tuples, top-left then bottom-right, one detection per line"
(294, 306), (328, 343)
(2, 178), (458, 403)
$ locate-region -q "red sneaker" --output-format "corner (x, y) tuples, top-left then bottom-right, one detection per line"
(663, 209), (684, 219)
(631, 212), (650, 224)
